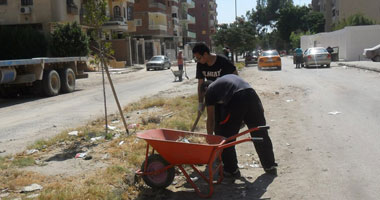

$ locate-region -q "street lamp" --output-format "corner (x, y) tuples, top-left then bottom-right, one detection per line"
(235, 0), (237, 20)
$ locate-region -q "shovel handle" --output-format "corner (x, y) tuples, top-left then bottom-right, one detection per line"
(191, 111), (202, 132)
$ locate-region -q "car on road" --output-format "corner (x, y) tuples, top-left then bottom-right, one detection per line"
(258, 50), (282, 70)
(245, 51), (259, 66)
(363, 44), (380, 62)
(303, 47), (331, 68)
(146, 55), (171, 71)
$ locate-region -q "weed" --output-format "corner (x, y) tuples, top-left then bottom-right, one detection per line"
(11, 157), (35, 168)
(235, 62), (245, 70)
(0, 156), (7, 169)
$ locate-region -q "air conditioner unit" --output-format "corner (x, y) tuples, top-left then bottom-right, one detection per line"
(20, 7), (31, 14)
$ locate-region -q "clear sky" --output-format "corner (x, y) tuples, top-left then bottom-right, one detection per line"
(216, 0), (311, 24)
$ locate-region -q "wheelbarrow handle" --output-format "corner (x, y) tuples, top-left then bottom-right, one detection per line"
(221, 126), (270, 144)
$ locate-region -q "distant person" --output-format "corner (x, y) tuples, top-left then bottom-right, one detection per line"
(294, 47), (303, 69)
(326, 46), (333, 55)
(177, 50), (184, 81)
(201, 74), (277, 177)
(192, 43), (238, 114)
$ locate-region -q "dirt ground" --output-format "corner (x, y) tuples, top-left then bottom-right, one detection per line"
(2, 64), (308, 200)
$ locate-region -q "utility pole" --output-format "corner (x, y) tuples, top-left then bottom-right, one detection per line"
(235, 0), (237, 20)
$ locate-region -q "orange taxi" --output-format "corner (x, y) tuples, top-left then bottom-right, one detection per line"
(258, 50), (282, 70)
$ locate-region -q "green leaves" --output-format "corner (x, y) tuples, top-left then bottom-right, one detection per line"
(50, 22), (90, 57)
(333, 13), (376, 30)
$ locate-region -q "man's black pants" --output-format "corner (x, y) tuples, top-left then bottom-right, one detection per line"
(214, 88), (276, 173)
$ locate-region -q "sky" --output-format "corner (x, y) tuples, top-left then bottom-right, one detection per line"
(216, 0), (311, 24)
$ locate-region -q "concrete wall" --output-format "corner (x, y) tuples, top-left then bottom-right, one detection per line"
(301, 25), (380, 61)
(109, 38), (133, 66)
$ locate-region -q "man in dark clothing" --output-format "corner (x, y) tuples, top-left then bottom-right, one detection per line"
(192, 43), (238, 113)
(202, 74), (277, 177)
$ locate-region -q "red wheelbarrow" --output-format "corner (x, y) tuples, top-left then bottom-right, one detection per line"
(135, 126), (269, 198)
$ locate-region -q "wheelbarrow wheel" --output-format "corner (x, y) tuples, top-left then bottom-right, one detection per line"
(141, 154), (175, 189)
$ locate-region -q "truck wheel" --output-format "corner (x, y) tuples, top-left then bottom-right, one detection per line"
(59, 68), (76, 93)
(372, 56), (380, 62)
(141, 154), (175, 189)
(43, 69), (61, 96)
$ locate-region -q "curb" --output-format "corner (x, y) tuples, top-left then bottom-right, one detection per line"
(337, 63), (380, 73)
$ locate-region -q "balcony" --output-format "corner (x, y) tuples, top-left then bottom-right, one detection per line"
(187, 31), (196, 39)
(180, 13), (195, 24)
(182, 0), (195, 9)
(103, 17), (128, 32)
(148, 24), (167, 31)
(209, 19), (215, 26)
(149, 0), (166, 10)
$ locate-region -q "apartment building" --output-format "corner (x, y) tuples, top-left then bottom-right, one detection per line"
(133, 0), (179, 60)
(188, 0), (217, 49)
(179, 0), (195, 47)
(317, 0), (380, 32)
(104, 0), (136, 37)
(0, 0), (82, 32)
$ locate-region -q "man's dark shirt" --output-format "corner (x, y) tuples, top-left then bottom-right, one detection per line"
(196, 55), (236, 81)
(205, 74), (251, 107)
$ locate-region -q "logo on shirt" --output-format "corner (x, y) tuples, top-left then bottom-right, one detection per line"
(202, 69), (221, 78)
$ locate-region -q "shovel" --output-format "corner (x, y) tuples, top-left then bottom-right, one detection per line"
(191, 111), (203, 132)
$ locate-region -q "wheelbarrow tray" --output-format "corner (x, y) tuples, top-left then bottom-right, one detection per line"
(137, 129), (225, 165)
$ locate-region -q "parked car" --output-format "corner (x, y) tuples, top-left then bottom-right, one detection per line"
(303, 47), (331, 68)
(146, 56), (171, 71)
(363, 44), (380, 62)
(245, 51), (259, 66)
(258, 50), (282, 70)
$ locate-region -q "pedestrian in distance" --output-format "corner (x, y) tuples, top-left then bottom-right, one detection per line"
(192, 43), (238, 114)
(294, 47), (303, 69)
(177, 50), (184, 81)
(201, 74), (278, 177)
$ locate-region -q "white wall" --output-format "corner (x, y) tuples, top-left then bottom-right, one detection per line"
(301, 25), (380, 61)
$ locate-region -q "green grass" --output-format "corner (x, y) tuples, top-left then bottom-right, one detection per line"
(235, 62), (245, 70)
(11, 157), (35, 168)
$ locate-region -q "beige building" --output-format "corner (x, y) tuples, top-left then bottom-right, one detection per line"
(0, 0), (83, 32)
(317, 0), (380, 32)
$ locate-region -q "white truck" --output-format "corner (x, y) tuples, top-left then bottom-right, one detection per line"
(0, 57), (88, 98)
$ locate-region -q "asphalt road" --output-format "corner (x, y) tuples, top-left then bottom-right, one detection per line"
(1, 57), (380, 199)
(0, 64), (197, 155)
(241, 58), (380, 200)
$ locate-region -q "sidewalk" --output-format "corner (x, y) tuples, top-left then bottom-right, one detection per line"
(337, 61), (380, 73)
(105, 64), (145, 74)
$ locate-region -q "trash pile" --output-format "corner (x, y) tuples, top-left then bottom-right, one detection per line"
(176, 134), (207, 144)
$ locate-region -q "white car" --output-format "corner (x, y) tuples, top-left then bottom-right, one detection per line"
(146, 56), (171, 71)
(363, 44), (380, 62)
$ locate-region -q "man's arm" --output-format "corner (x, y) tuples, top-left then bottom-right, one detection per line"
(206, 105), (215, 135)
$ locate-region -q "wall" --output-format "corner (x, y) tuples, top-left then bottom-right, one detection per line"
(301, 25), (380, 61)
(109, 38), (133, 66)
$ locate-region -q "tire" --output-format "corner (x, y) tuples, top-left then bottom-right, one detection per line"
(42, 69), (61, 97)
(326, 64), (330, 68)
(141, 154), (175, 189)
(372, 56), (380, 62)
(59, 68), (75, 93)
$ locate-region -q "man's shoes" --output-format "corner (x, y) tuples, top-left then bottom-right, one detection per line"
(223, 169), (241, 178)
(264, 166), (278, 176)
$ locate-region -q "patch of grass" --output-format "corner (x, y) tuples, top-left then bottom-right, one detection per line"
(11, 156), (35, 168)
(0, 156), (7, 170)
(4, 93), (204, 199)
(125, 97), (165, 112)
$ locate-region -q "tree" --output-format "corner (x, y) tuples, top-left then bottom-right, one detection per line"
(50, 22), (89, 57)
(0, 26), (47, 60)
(333, 13), (376, 30)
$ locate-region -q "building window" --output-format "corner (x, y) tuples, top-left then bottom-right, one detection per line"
(127, 6), (133, 20)
(135, 19), (142, 26)
(21, 0), (33, 6)
(0, 0), (7, 5)
(123, 7), (126, 18)
(114, 6), (121, 18)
